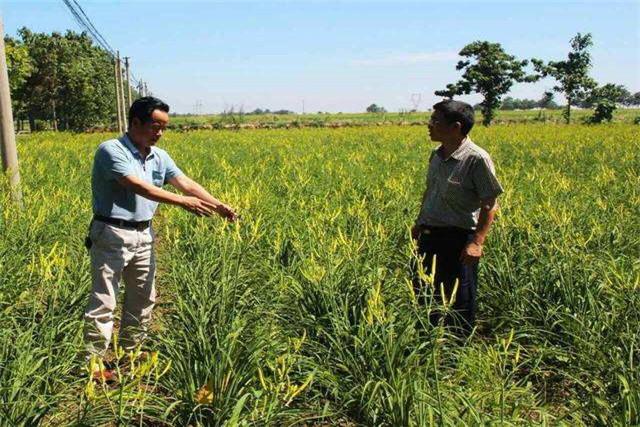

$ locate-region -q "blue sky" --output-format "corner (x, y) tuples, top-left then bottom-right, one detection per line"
(2, 0), (639, 113)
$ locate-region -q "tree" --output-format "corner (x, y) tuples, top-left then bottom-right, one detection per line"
(500, 96), (538, 110)
(11, 29), (56, 130)
(53, 31), (116, 130)
(532, 33), (597, 124)
(614, 86), (631, 105)
(366, 103), (386, 113)
(537, 91), (558, 109)
(578, 84), (629, 108)
(626, 92), (640, 107)
(435, 41), (537, 125)
(7, 27), (128, 131)
(586, 83), (629, 123)
(4, 37), (33, 129)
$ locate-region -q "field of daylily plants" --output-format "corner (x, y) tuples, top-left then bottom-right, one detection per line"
(0, 123), (638, 426)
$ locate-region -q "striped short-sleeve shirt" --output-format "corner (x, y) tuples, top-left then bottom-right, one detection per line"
(416, 137), (503, 230)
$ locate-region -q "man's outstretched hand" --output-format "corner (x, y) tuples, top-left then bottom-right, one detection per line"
(180, 196), (217, 217)
(214, 203), (238, 222)
(180, 197), (238, 222)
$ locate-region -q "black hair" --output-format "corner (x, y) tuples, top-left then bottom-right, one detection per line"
(432, 99), (474, 136)
(128, 96), (170, 126)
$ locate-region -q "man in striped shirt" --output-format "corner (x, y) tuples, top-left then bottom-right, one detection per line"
(412, 99), (503, 335)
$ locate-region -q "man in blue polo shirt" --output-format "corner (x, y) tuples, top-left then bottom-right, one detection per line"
(85, 97), (237, 379)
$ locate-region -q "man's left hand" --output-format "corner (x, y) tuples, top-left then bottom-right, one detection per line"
(460, 241), (483, 265)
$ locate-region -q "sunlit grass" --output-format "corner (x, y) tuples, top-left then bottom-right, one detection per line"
(1, 124), (638, 425)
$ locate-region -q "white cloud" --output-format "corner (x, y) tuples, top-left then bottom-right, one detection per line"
(353, 51), (459, 66)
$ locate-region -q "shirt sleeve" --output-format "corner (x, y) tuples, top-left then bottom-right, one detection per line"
(95, 143), (135, 180)
(162, 152), (184, 184)
(471, 155), (504, 200)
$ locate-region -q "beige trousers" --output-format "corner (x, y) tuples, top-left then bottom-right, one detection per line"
(84, 220), (156, 357)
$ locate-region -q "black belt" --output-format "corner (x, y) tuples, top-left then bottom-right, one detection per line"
(422, 225), (473, 235)
(93, 215), (151, 230)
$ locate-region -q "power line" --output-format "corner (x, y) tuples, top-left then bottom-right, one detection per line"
(60, 0), (148, 93)
(61, 0), (113, 56)
(70, 0), (115, 55)
(63, 0), (112, 55)
(129, 71), (141, 87)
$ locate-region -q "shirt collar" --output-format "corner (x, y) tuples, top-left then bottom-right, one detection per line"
(120, 134), (155, 159)
(438, 137), (471, 161)
(450, 137), (472, 160)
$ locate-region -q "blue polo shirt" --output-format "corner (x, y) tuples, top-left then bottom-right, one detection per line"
(92, 134), (183, 222)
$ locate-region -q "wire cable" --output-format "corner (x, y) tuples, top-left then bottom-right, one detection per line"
(61, 0), (149, 94)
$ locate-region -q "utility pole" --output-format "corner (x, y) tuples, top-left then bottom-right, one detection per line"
(194, 100), (203, 115)
(410, 93), (422, 112)
(116, 51), (127, 132)
(124, 57), (132, 109)
(114, 54), (123, 133)
(121, 67), (128, 127)
(0, 18), (22, 206)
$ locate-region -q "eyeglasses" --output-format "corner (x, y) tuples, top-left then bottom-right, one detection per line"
(149, 123), (166, 132)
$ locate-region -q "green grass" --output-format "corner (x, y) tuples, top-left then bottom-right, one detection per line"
(1, 123), (638, 425)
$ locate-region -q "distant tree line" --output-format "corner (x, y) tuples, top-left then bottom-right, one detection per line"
(171, 107), (295, 118)
(248, 108), (294, 115)
(498, 92), (559, 110)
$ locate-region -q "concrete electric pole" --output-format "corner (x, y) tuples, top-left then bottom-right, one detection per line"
(0, 17), (22, 206)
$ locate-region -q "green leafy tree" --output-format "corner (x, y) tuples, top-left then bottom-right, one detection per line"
(586, 83), (629, 123)
(614, 86), (631, 105)
(4, 37), (33, 127)
(537, 91), (558, 109)
(532, 33), (597, 124)
(8, 27), (123, 131)
(578, 84), (629, 108)
(53, 31), (116, 130)
(435, 41), (537, 125)
(13, 28), (56, 130)
(626, 92), (640, 107)
(366, 103), (386, 113)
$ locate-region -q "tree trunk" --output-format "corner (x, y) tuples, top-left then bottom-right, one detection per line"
(482, 100), (494, 126)
(28, 112), (35, 132)
(52, 99), (58, 131)
(565, 98), (571, 124)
